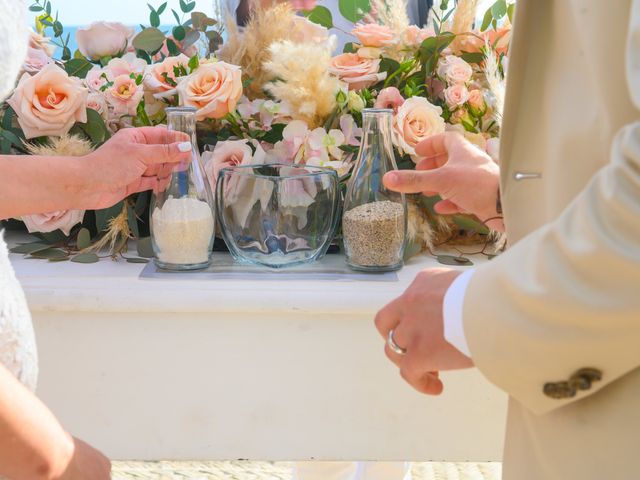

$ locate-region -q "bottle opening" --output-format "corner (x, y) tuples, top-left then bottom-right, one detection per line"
(166, 106), (198, 114)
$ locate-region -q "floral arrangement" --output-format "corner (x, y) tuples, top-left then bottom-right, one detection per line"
(1, 0), (513, 263)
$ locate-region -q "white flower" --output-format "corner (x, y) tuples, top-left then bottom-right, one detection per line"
(307, 128), (346, 161)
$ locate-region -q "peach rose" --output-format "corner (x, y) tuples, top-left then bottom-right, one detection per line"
(437, 55), (473, 85)
(444, 84), (469, 108)
(105, 74), (144, 116)
(352, 23), (394, 48)
(22, 47), (52, 74)
(374, 86), (405, 112)
(76, 21), (134, 61)
(176, 62), (243, 121)
(290, 0), (317, 9)
(22, 210), (85, 236)
(402, 25), (435, 46)
(7, 64), (88, 139)
(329, 53), (386, 90)
(145, 54), (190, 93)
(393, 96), (445, 157)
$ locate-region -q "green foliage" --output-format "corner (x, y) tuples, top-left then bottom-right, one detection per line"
(73, 108), (111, 146)
(188, 55), (200, 72)
(76, 228), (92, 249)
(304, 6), (334, 29)
(460, 51), (485, 64)
(259, 123), (287, 144)
(338, 0), (370, 23)
(481, 0), (510, 31)
(343, 42), (357, 54)
(133, 27), (166, 54)
(95, 202), (123, 233)
(30, 0), (72, 60)
(64, 58), (93, 79)
(71, 252), (99, 263)
(137, 237), (155, 258)
(437, 254), (474, 266)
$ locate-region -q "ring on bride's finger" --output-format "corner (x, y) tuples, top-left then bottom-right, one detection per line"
(387, 329), (407, 355)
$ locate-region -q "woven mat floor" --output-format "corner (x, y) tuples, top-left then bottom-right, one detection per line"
(111, 461), (502, 480)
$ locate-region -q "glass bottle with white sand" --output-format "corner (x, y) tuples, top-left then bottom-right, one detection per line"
(342, 108), (407, 272)
(151, 107), (215, 271)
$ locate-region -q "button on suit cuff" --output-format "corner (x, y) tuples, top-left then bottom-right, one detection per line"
(443, 269), (475, 358)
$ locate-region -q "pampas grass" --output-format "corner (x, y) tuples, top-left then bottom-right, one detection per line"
(449, 0), (478, 53)
(263, 40), (340, 128)
(483, 42), (506, 127)
(25, 134), (94, 157)
(217, 3), (299, 99)
(371, 0), (410, 36)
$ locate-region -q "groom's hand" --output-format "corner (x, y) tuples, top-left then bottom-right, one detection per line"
(375, 268), (474, 395)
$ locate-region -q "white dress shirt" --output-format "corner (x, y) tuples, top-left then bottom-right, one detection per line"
(442, 269), (474, 357)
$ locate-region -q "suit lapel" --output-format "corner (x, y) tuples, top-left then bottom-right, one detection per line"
(499, 0), (533, 190)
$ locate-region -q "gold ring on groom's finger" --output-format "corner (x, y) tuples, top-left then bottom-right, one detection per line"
(387, 329), (407, 355)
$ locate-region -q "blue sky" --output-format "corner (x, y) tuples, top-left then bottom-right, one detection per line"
(39, 0), (217, 25)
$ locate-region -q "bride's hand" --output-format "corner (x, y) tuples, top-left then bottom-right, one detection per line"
(58, 437), (111, 480)
(80, 126), (191, 210)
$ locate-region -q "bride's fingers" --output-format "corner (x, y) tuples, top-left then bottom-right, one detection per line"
(434, 199), (461, 214)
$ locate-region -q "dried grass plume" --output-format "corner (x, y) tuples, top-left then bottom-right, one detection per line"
(263, 40), (340, 128)
(25, 134), (94, 157)
(217, 3), (298, 99)
(483, 42), (506, 127)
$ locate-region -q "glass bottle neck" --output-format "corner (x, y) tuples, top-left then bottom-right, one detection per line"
(167, 111), (197, 146)
(357, 110), (396, 170)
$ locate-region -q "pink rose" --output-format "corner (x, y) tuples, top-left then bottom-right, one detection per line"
(374, 87), (405, 112)
(7, 64), (88, 139)
(467, 89), (484, 109)
(329, 53), (386, 90)
(104, 53), (147, 78)
(22, 210), (85, 236)
(87, 92), (108, 119)
(106, 75), (144, 116)
(85, 67), (108, 92)
(22, 47), (52, 74)
(352, 23), (394, 48)
(291, 16), (329, 44)
(202, 139), (266, 192)
(393, 96), (445, 157)
(402, 25), (435, 46)
(444, 84), (469, 108)
(177, 62), (243, 121)
(437, 55), (473, 85)
(76, 21), (134, 61)
(145, 54), (190, 93)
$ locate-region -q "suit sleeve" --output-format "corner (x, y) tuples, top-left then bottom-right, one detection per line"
(462, 2), (640, 415)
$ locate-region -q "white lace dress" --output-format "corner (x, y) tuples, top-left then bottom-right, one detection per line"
(0, 0), (38, 392)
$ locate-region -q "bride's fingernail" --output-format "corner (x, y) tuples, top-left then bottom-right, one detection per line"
(178, 142), (192, 152)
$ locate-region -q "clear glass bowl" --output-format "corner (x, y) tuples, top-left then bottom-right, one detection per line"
(215, 164), (340, 268)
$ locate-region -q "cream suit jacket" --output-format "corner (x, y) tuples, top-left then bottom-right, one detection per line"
(462, 0), (640, 478)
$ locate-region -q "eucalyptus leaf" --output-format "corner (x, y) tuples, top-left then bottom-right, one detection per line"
(127, 202), (140, 238)
(76, 228), (91, 250)
(304, 5), (334, 28)
(76, 108), (110, 145)
(191, 11), (217, 31)
(64, 58), (93, 79)
(453, 215), (490, 235)
(71, 252), (100, 263)
(491, 0), (507, 20)
(150, 10), (161, 27)
(157, 2), (167, 15)
(507, 3), (515, 23)
(437, 255), (474, 266)
(172, 25), (186, 41)
(182, 28), (201, 49)
(338, 0), (370, 23)
(403, 241), (422, 261)
(166, 38), (180, 56)
(132, 27), (166, 54)
(126, 257), (150, 264)
(460, 51), (485, 64)
(137, 237), (154, 258)
(29, 248), (69, 260)
(480, 7), (493, 31)
(9, 242), (50, 255)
